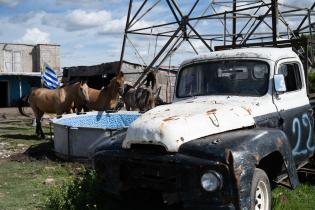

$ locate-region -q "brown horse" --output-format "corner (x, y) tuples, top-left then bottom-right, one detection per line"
(123, 85), (156, 112)
(123, 71), (159, 112)
(76, 72), (125, 112)
(29, 81), (90, 138)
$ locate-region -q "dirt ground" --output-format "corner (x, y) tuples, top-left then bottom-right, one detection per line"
(0, 108), (31, 159)
(0, 107), (56, 121)
(0, 107), (58, 160)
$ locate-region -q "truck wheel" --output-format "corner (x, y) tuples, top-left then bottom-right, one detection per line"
(250, 168), (271, 210)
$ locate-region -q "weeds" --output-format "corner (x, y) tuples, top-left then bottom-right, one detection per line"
(46, 169), (113, 210)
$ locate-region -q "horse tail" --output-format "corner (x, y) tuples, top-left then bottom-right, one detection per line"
(18, 95), (30, 117)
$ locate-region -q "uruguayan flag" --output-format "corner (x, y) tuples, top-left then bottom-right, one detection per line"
(42, 63), (60, 89)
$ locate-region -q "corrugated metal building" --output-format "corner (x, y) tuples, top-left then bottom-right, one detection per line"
(0, 43), (60, 107)
(63, 61), (177, 103)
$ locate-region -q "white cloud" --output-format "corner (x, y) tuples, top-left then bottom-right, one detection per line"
(74, 43), (84, 49)
(65, 9), (112, 31)
(98, 16), (126, 34)
(41, 9), (112, 31)
(9, 11), (46, 25)
(277, 0), (314, 9)
(31, 9), (163, 35)
(17, 28), (51, 44)
(55, 0), (122, 9)
(0, 0), (19, 7)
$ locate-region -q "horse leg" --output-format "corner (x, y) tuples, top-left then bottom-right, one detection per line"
(30, 106), (40, 137)
(34, 112), (44, 138)
(35, 119), (42, 138)
(125, 104), (131, 111)
(83, 104), (89, 112)
(35, 120), (40, 137)
(37, 111), (45, 139)
(76, 105), (83, 115)
(56, 110), (63, 118)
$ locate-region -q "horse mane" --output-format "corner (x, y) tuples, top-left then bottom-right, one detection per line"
(103, 73), (116, 88)
(102, 72), (124, 91)
(123, 84), (133, 96)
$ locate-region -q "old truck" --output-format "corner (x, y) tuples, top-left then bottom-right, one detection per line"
(93, 47), (315, 210)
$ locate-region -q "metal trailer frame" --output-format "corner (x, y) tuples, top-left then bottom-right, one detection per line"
(118, 0), (315, 88)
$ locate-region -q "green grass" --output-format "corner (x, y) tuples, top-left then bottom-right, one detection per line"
(0, 121), (50, 147)
(0, 161), (79, 210)
(0, 120), (83, 210)
(273, 183), (315, 210)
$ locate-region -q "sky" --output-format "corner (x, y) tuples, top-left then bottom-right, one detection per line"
(0, 0), (313, 68)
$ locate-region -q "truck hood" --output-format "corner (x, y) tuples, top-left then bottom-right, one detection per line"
(123, 97), (256, 152)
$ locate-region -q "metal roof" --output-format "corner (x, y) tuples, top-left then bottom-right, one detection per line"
(0, 43), (60, 47)
(0, 72), (41, 77)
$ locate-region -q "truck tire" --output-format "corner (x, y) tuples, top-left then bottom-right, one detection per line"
(250, 168), (271, 210)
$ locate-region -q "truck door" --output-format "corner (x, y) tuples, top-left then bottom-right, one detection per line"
(273, 60), (314, 165)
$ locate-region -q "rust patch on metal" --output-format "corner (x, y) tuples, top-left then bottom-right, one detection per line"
(276, 138), (284, 146)
(160, 122), (165, 129)
(210, 100), (223, 104)
(241, 106), (252, 115)
(206, 109), (217, 115)
(224, 149), (241, 207)
(163, 115), (179, 122)
(225, 149), (233, 165)
(235, 165), (244, 176)
(255, 154), (261, 162)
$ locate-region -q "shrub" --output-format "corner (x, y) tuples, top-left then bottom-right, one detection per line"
(46, 169), (101, 210)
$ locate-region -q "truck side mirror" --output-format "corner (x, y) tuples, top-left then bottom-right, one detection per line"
(274, 74), (287, 93)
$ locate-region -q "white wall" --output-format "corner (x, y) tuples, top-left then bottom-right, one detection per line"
(0, 43), (34, 73)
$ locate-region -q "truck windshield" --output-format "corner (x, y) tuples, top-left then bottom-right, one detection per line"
(177, 60), (269, 97)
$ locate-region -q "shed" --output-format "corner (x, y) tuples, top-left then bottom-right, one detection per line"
(62, 61), (177, 102)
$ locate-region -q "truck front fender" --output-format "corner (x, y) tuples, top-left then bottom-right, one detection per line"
(179, 128), (298, 210)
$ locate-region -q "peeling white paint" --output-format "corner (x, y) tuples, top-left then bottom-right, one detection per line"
(123, 96), (259, 152)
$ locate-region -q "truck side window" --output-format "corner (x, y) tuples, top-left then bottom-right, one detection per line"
(278, 63), (302, 92)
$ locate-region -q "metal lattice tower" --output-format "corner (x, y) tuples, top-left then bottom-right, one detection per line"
(118, 0), (315, 87)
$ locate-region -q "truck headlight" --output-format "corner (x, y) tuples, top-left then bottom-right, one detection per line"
(200, 171), (222, 192)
